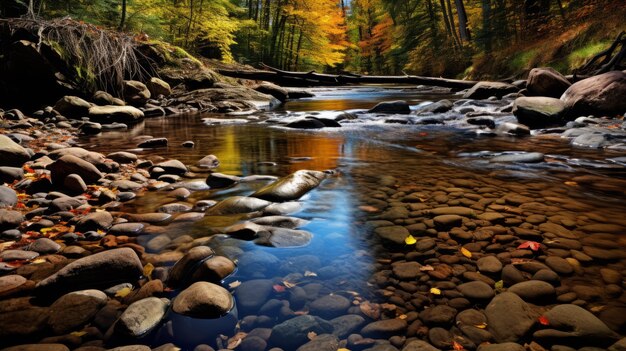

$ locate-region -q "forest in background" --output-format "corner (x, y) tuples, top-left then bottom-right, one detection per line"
(0, 0), (624, 78)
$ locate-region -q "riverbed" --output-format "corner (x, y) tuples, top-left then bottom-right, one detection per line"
(75, 86), (626, 349)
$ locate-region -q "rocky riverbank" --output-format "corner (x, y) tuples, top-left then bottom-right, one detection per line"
(2, 89), (626, 351)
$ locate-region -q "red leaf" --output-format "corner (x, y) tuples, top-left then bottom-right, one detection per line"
(538, 315), (550, 326)
(518, 241), (540, 251)
(273, 284), (286, 293)
(452, 341), (465, 350)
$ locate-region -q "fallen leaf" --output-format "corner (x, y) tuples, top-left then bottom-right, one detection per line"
(31, 258), (46, 264)
(227, 332), (247, 349)
(518, 241), (541, 251)
(0, 241), (15, 250)
(307, 331), (317, 340)
(398, 314), (407, 320)
(115, 287), (132, 298)
(358, 205), (379, 212)
(226, 338), (242, 350)
(283, 281), (297, 288)
(494, 280), (504, 292)
(273, 284), (286, 293)
(404, 234), (416, 245)
(304, 271), (317, 277)
(39, 227), (53, 234)
(70, 331), (87, 337)
(590, 305), (606, 313)
(474, 322), (488, 329)
(538, 315), (550, 326)
(420, 265), (434, 271)
(452, 341), (465, 350)
(143, 263), (154, 280)
(564, 181), (578, 186)
(460, 247), (472, 258)
(430, 287), (441, 295)
(338, 349), (351, 351)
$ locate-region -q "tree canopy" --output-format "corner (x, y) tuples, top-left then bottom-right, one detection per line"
(1, 0), (623, 76)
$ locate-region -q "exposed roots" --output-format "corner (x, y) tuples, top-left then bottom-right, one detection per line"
(0, 17), (155, 96)
(575, 31), (626, 76)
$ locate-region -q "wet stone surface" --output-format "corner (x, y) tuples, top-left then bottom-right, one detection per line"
(1, 86), (626, 351)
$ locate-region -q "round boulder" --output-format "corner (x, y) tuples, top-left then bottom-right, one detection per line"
(527, 67), (571, 98)
(561, 70), (626, 118)
(173, 281), (233, 318)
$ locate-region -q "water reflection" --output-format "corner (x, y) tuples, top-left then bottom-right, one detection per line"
(280, 86), (455, 111)
(76, 88), (626, 349)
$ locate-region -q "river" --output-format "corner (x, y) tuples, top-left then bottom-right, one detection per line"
(79, 86), (626, 349)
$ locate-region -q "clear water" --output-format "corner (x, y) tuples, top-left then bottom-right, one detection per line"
(79, 86), (626, 349)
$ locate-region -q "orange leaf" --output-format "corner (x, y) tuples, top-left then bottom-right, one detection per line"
(452, 341), (465, 350)
(518, 241), (540, 251)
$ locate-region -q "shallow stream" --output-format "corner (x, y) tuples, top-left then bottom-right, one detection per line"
(81, 86), (626, 349)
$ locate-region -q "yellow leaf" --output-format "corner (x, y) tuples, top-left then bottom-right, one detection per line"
(338, 349), (351, 351)
(226, 338), (242, 350)
(475, 323), (488, 329)
(115, 287), (132, 298)
(40, 227), (53, 234)
(31, 258), (46, 264)
(304, 271), (317, 277)
(404, 235), (416, 245)
(143, 263), (154, 279)
(70, 331), (87, 337)
(0, 241), (15, 250)
(461, 247), (472, 258)
(430, 287), (441, 295)
(420, 265), (434, 271)
(283, 281), (297, 288)
(398, 314), (408, 320)
(307, 331), (317, 340)
(227, 332), (246, 349)
(228, 280), (241, 289)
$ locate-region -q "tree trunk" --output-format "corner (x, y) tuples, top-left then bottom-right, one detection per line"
(445, 0), (462, 48)
(455, 0), (471, 42)
(439, 0), (454, 39)
(294, 28), (303, 71)
(481, 0), (492, 52)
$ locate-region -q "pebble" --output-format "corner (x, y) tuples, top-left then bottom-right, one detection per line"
(508, 280), (556, 302)
(172, 281), (233, 318)
(116, 297), (170, 337)
(361, 318), (408, 338)
(457, 281), (495, 300)
(309, 294), (351, 319)
(486, 292), (536, 343)
(29, 237), (61, 254)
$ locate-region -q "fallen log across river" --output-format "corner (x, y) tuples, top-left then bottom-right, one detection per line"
(217, 64), (478, 90)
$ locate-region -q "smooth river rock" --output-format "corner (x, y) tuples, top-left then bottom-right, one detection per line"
(486, 292), (537, 343)
(0, 134), (30, 167)
(251, 170), (326, 202)
(172, 281), (233, 318)
(36, 247), (143, 297)
(116, 297), (170, 337)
